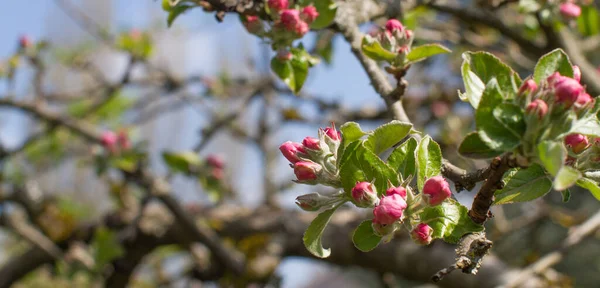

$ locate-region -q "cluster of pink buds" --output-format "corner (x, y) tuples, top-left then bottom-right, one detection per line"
(367, 176), (451, 242)
(364, 19), (415, 68)
(520, 68), (594, 121)
(559, 1), (582, 19)
(101, 130), (131, 154)
(279, 123), (341, 187)
(19, 35), (32, 49)
(206, 154), (225, 180)
(270, 0), (318, 38)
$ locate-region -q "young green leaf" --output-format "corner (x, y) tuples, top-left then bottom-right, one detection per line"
(536, 141), (565, 176)
(577, 178), (600, 200)
(475, 79), (521, 151)
(340, 122), (367, 146)
(162, 151), (201, 174)
(577, 5), (600, 36)
(416, 135), (442, 190)
(271, 57), (296, 92)
(303, 0), (337, 29)
(91, 226), (125, 269)
(458, 132), (503, 159)
(361, 36), (396, 62)
(419, 199), (484, 244)
(167, 4), (196, 27)
(387, 137), (418, 177)
(554, 166), (581, 191)
(494, 164), (552, 205)
(492, 103), (526, 138)
(568, 114), (600, 137)
(406, 44), (451, 63)
(459, 51), (521, 108)
(303, 204), (342, 258)
(339, 141), (400, 195)
(533, 49), (574, 83)
(352, 220), (382, 252)
(364, 120), (412, 155)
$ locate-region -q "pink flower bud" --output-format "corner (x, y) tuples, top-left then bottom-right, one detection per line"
(404, 29), (413, 40)
(526, 99), (548, 119)
(101, 131), (118, 150)
(244, 15), (263, 34)
(564, 133), (589, 154)
(372, 194), (407, 225)
(385, 19), (404, 33)
(279, 141), (306, 163)
(546, 72), (564, 85)
(300, 5), (319, 23)
(206, 155), (225, 169)
(410, 223), (433, 245)
(268, 0), (288, 12)
(573, 65), (581, 82)
(554, 77), (584, 107)
(422, 176), (452, 206)
(211, 168), (224, 180)
(398, 45), (410, 55)
(518, 79), (538, 96)
(323, 124), (341, 141)
(594, 137), (600, 146)
(575, 92), (594, 110)
(294, 21), (309, 36)
(351, 182), (379, 208)
(19, 35), (31, 48)
(280, 9), (300, 30)
(276, 49), (292, 61)
(294, 161), (321, 181)
(302, 136), (320, 150)
(386, 186), (407, 199)
(560, 2), (581, 19)
(117, 130), (131, 150)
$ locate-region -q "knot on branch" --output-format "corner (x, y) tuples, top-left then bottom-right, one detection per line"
(432, 232), (493, 282)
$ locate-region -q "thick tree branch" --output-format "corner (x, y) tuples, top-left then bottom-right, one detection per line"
(442, 160), (493, 192)
(468, 156), (515, 225)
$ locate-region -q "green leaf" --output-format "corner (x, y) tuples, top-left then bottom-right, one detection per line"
(536, 141), (565, 176)
(416, 136), (442, 190)
(494, 164), (552, 204)
(561, 189), (571, 203)
(270, 47), (316, 94)
(492, 103), (526, 138)
(387, 137), (417, 177)
(352, 220), (382, 252)
(91, 226), (125, 269)
(419, 199), (484, 244)
(459, 51), (521, 108)
(406, 44), (451, 63)
(476, 79), (521, 151)
(167, 4), (195, 27)
(364, 120), (412, 155)
(458, 132), (503, 159)
(577, 5), (600, 36)
(303, 204), (341, 258)
(339, 141), (400, 196)
(162, 151), (201, 174)
(271, 57), (295, 92)
(302, 0), (337, 29)
(569, 115), (600, 137)
(554, 166), (581, 191)
(577, 178), (600, 200)
(361, 36), (396, 62)
(340, 122), (367, 146)
(533, 49), (574, 83)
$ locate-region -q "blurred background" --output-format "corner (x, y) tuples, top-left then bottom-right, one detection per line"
(1, 0), (600, 287)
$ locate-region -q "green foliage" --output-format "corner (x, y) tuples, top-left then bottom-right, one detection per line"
(577, 5), (600, 36)
(494, 164), (552, 204)
(577, 178), (600, 200)
(419, 199), (484, 244)
(416, 135), (442, 190)
(459, 51), (521, 108)
(162, 151), (201, 174)
(537, 141), (565, 176)
(554, 166), (581, 191)
(352, 220), (382, 252)
(303, 204), (342, 258)
(475, 79), (521, 151)
(364, 120), (412, 155)
(91, 226), (125, 270)
(162, 0), (197, 27)
(271, 45), (319, 94)
(533, 49), (574, 83)
(361, 36), (397, 62)
(406, 44), (451, 64)
(458, 132), (503, 159)
(387, 137), (417, 177)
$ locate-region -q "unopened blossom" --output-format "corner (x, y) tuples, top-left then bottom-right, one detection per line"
(411, 223), (433, 245)
(19, 35), (31, 48)
(268, 0), (288, 12)
(385, 186), (407, 199)
(422, 176), (452, 206)
(206, 155), (225, 169)
(526, 99), (549, 119)
(294, 161), (321, 181)
(302, 136), (320, 150)
(560, 2), (581, 19)
(565, 133), (589, 154)
(279, 141), (306, 163)
(101, 131), (118, 151)
(351, 182), (378, 208)
(518, 79), (538, 96)
(552, 74), (584, 106)
(244, 15), (263, 34)
(372, 194), (407, 225)
(575, 93), (594, 110)
(573, 65), (581, 82)
(323, 124), (341, 141)
(300, 5), (319, 23)
(385, 19), (404, 33)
